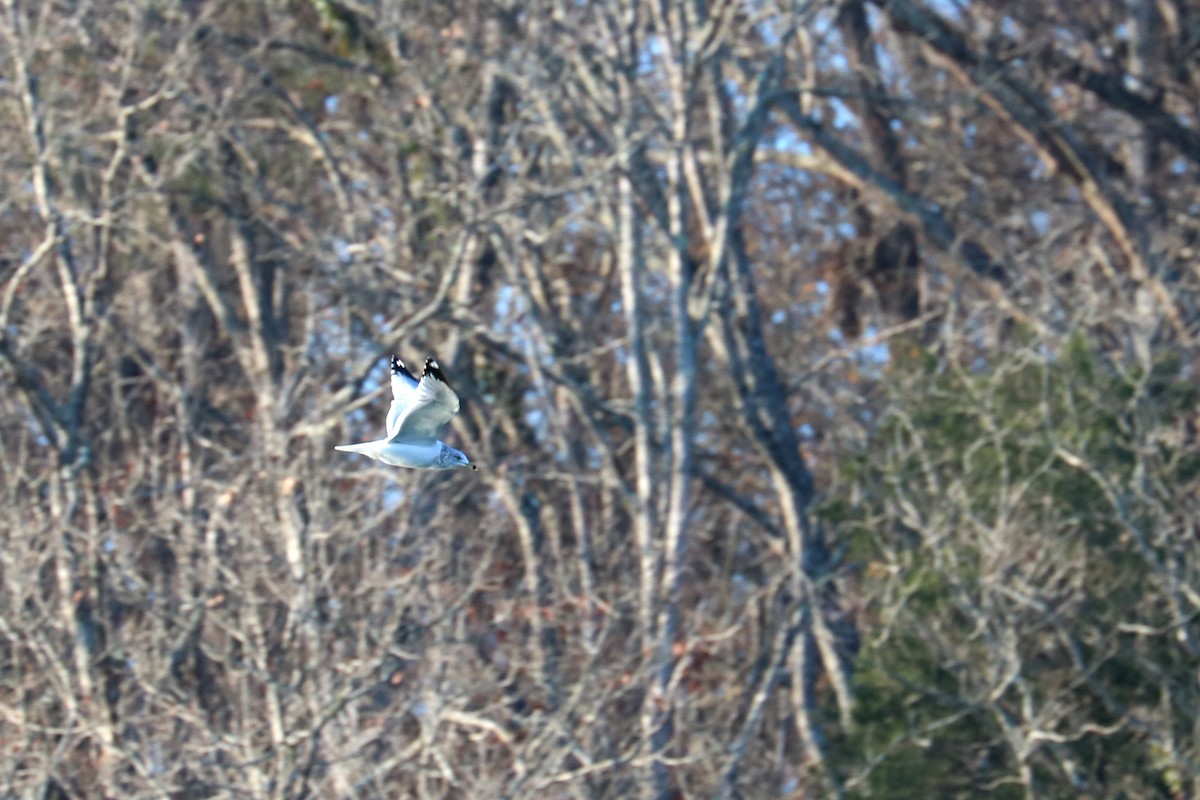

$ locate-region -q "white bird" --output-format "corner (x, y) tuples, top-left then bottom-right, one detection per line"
(336, 356), (476, 470)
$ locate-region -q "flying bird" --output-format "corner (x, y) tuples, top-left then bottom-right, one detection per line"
(336, 356), (476, 470)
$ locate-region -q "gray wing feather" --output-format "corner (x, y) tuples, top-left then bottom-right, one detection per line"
(388, 358), (461, 444)
(385, 356), (420, 440)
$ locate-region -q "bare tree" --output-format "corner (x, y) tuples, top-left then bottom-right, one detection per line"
(1, 0), (1198, 798)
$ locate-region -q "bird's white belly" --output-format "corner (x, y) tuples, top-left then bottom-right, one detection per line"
(373, 440), (442, 468)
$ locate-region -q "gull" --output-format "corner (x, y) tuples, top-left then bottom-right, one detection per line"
(336, 356), (476, 470)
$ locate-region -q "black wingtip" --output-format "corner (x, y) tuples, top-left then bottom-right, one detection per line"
(423, 357), (448, 383)
(391, 355), (417, 382)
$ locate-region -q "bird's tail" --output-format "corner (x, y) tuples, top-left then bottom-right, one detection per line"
(335, 443), (372, 454)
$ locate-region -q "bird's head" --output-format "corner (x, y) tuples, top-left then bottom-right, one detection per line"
(441, 446), (477, 471)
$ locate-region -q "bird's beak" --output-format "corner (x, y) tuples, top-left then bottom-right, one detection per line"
(469, 463), (478, 471)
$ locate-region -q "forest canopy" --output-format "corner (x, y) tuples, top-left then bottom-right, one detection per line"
(0, 1), (1197, 797)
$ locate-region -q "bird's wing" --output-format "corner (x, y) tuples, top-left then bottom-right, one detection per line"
(388, 358), (462, 445)
(384, 356), (421, 440)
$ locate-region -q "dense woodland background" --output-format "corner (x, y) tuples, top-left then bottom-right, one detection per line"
(1, 0), (1199, 797)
